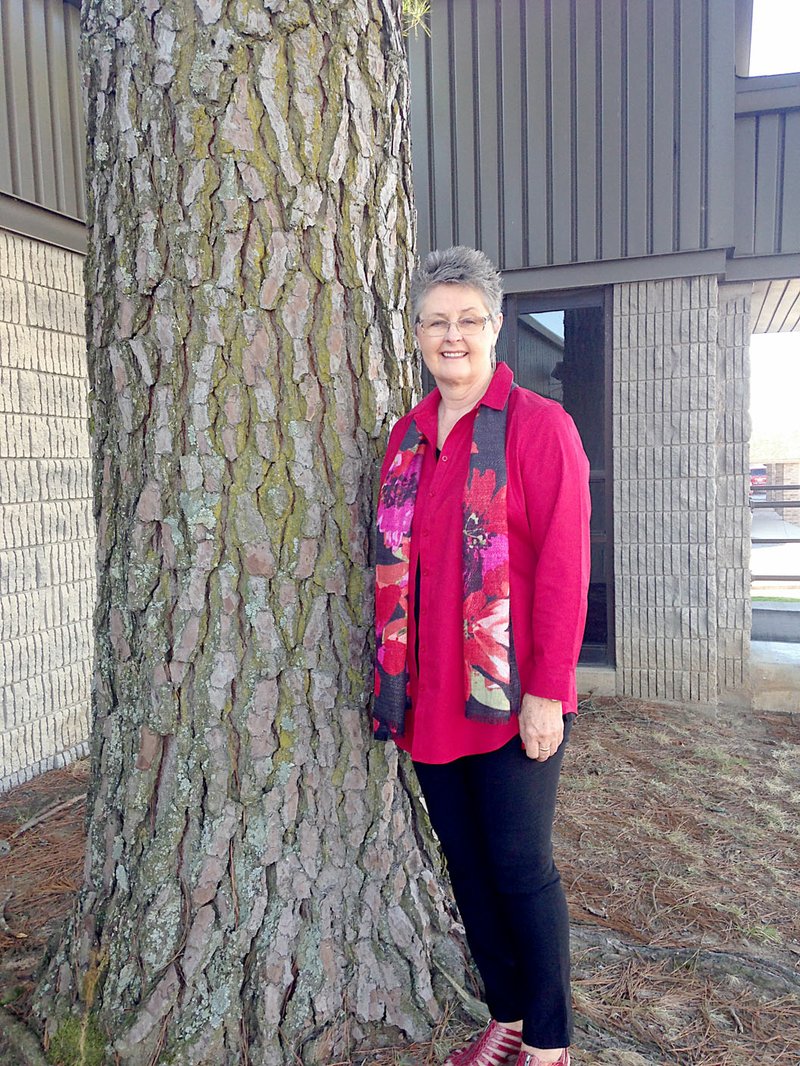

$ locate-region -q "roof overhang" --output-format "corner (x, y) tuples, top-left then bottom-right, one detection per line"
(750, 280), (800, 333)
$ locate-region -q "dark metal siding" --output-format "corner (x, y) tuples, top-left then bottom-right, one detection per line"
(0, 0), (85, 221)
(733, 75), (800, 263)
(407, 0), (736, 274)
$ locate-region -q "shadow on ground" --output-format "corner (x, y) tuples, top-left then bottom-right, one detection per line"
(1, 697), (798, 1065)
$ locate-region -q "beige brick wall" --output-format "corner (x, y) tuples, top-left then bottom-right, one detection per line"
(613, 277), (752, 704)
(613, 278), (718, 702)
(0, 230), (93, 791)
(766, 461), (800, 528)
(716, 284), (752, 697)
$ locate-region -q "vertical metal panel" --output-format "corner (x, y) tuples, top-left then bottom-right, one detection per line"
(733, 114), (756, 255)
(3, 0), (37, 197)
(500, 0), (525, 267)
(428, 0), (455, 247)
(46, 0), (81, 217)
(705, 0), (735, 248)
(624, 0), (650, 258)
(474, 0), (501, 263)
(598, 0), (624, 261)
(26, 0), (58, 208)
(0, 0), (85, 222)
(44, 0), (69, 213)
(63, 2), (85, 216)
(573, 0), (598, 262)
(677, 0), (704, 250)
(407, 29), (432, 257)
(753, 113), (781, 255)
(523, 0), (549, 267)
(409, 0), (736, 270)
(549, 0), (573, 265)
(451, 3), (478, 249)
(733, 95), (800, 261)
(651, 0), (676, 253)
(780, 110), (800, 254)
(0, 2), (13, 191)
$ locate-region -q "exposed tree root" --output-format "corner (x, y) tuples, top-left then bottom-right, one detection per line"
(572, 924), (800, 997)
(9, 796), (85, 842)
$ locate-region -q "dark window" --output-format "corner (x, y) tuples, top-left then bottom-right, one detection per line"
(496, 289), (614, 665)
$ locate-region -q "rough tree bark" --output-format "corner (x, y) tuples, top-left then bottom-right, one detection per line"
(35, 1), (463, 1063)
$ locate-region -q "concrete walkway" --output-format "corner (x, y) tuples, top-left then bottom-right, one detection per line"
(751, 640), (800, 712)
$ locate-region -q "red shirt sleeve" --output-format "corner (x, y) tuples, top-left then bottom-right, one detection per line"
(515, 399), (592, 702)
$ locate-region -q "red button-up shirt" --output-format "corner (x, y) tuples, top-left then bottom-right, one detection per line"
(378, 363), (591, 764)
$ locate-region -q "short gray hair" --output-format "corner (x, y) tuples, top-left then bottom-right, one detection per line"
(410, 245), (504, 321)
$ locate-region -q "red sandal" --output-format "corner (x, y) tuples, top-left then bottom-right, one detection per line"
(443, 1020), (522, 1066)
(515, 1050), (570, 1066)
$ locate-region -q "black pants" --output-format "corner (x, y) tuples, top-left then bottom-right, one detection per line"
(413, 718), (574, 1049)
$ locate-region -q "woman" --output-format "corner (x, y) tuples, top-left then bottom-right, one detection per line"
(374, 247), (591, 1066)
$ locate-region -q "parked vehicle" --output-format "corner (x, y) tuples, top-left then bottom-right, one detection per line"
(750, 464), (768, 503)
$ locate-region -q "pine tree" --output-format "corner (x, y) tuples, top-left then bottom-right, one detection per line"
(36, 2), (459, 1062)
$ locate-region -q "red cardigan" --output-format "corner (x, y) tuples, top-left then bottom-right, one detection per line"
(377, 363), (591, 764)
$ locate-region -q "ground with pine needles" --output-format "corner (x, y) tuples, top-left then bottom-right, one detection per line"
(1, 696), (798, 1065)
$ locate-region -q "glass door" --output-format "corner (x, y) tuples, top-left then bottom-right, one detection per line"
(496, 289), (614, 664)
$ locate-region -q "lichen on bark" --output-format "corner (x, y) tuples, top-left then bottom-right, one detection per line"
(35, 1), (464, 1064)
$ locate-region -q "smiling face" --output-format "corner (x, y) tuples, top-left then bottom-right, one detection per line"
(415, 284), (503, 393)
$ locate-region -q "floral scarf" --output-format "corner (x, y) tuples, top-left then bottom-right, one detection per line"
(373, 393), (520, 738)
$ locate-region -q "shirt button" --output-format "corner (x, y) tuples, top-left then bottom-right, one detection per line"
(441, 455), (448, 462)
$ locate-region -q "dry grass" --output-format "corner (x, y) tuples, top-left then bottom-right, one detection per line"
(558, 699), (800, 956)
(573, 953), (800, 1065)
(0, 763), (88, 1033)
(556, 697), (800, 1064)
(1, 698), (798, 1065)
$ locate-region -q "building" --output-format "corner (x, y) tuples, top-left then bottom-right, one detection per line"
(1, 0), (89, 789)
(406, 0), (800, 705)
(2, 0), (799, 789)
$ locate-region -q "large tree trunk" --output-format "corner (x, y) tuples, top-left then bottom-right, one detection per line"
(36, 2), (462, 1062)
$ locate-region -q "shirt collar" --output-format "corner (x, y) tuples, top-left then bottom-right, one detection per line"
(413, 362), (514, 442)
(480, 361), (514, 410)
(412, 387), (440, 443)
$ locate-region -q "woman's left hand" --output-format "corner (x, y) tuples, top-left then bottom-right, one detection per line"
(519, 694), (564, 761)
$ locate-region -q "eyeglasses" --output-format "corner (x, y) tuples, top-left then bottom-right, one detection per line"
(416, 315), (493, 337)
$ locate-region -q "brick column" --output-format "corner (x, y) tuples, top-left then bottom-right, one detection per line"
(0, 231), (93, 790)
(716, 283), (752, 698)
(613, 277), (720, 702)
(774, 462), (800, 528)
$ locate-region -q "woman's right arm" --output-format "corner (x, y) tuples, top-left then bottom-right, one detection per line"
(519, 403), (591, 706)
